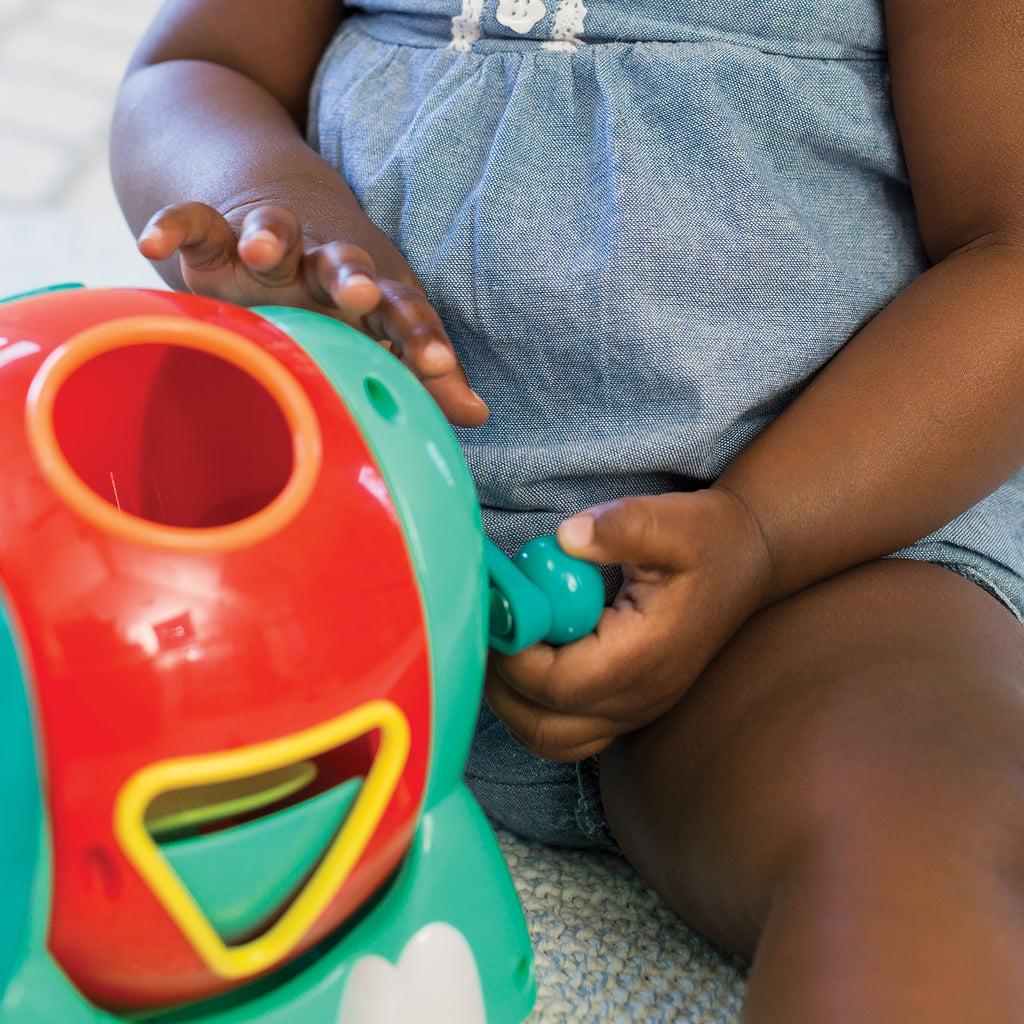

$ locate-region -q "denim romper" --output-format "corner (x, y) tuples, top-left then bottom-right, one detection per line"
(310, 0), (1024, 850)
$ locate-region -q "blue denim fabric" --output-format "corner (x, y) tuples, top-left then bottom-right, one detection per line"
(310, 1), (1024, 847)
(464, 700), (618, 851)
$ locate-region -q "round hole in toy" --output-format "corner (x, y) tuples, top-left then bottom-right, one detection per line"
(364, 375), (401, 422)
(25, 316), (322, 551)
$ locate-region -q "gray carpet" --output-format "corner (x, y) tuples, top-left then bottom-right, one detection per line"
(495, 829), (748, 1023)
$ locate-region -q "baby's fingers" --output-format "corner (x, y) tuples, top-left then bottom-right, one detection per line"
(557, 495), (684, 572)
(138, 202), (238, 270)
(557, 491), (740, 573)
(365, 280), (457, 375)
(366, 280), (489, 427)
(234, 206), (304, 280)
(484, 666), (617, 762)
(303, 241), (383, 319)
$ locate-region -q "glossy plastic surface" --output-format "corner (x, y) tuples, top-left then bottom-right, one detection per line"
(0, 588), (39, 1000)
(255, 307), (487, 809)
(0, 287), (533, 1024)
(0, 288), (430, 1010)
(484, 539), (553, 654)
(514, 535), (605, 645)
(486, 537), (605, 654)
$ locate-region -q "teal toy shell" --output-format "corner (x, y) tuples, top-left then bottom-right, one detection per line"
(255, 307), (488, 808)
(0, 586), (40, 1001)
(253, 308), (535, 1023)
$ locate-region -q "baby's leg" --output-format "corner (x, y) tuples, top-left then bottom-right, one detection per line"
(601, 558), (1024, 1024)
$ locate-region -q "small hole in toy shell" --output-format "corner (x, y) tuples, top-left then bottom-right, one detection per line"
(364, 376), (401, 422)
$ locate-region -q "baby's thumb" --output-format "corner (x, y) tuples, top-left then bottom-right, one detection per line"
(557, 495), (683, 570)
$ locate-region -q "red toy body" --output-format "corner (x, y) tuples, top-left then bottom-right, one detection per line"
(0, 289), (430, 1010)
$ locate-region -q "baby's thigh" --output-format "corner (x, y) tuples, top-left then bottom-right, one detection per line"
(599, 557), (1024, 955)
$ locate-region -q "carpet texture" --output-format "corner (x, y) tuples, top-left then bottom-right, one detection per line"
(496, 829), (748, 1023)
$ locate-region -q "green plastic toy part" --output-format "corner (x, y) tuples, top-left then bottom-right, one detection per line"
(254, 305), (487, 810)
(161, 777), (364, 945)
(0, 588), (40, 1003)
(486, 536), (605, 654)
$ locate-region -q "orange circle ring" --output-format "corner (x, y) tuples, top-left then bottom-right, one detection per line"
(24, 315), (323, 553)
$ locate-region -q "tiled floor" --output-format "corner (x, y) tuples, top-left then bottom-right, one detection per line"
(0, 0), (165, 293)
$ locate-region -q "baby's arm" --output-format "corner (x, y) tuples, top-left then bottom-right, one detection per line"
(487, 0), (1024, 761)
(111, 0), (488, 427)
(713, 0), (1024, 601)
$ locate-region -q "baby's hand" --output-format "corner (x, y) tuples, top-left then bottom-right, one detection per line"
(138, 202), (489, 427)
(485, 488), (774, 762)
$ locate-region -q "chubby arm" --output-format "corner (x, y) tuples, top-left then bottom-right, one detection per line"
(113, 0), (343, 244)
(111, 0), (488, 425)
(487, 0), (1024, 761)
(714, 0), (1024, 600)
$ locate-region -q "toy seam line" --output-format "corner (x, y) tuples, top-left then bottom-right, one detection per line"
(23, 315), (323, 553)
(112, 699), (411, 980)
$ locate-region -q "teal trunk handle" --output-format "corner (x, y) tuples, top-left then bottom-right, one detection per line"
(485, 536), (605, 654)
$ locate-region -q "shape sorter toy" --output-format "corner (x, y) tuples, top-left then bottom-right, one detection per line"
(0, 285), (604, 1024)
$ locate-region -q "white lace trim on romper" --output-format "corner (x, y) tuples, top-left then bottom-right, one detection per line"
(450, 0), (588, 50)
(543, 0), (588, 49)
(450, 0), (484, 50)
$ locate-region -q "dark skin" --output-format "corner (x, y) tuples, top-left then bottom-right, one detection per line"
(113, 0), (488, 428)
(113, 1), (1024, 1018)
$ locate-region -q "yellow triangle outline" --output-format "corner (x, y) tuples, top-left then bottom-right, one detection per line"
(113, 699), (411, 980)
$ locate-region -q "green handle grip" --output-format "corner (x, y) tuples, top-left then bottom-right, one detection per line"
(485, 536), (605, 654)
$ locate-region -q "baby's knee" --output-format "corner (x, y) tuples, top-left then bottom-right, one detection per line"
(792, 669), (1024, 855)
(601, 657), (1024, 951)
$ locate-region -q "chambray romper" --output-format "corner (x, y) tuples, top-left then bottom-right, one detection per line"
(310, 0), (1024, 850)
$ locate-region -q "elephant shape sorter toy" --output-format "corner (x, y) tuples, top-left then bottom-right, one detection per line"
(0, 285), (604, 1024)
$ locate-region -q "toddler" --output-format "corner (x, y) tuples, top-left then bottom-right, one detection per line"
(112, 1), (1024, 1020)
